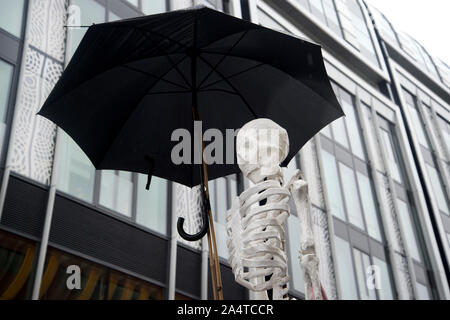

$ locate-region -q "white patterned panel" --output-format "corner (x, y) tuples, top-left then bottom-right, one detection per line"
(376, 172), (404, 254)
(8, 0), (68, 184)
(175, 183), (202, 250)
(300, 140), (326, 209)
(311, 205), (338, 299)
(393, 252), (415, 299)
(28, 0), (67, 63)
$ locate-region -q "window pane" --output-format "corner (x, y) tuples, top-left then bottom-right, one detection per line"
(0, 230), (37, 300)
(409, 106), (430, 148)
(69, 0), (105, 57)
(142, 0), (166, 14)
(320, 125), (333, 139)
(340, 93), (365, 159)
(415, 282), (430, 300)
(396, 199), (421, 261)
(99, 171), (133, 217)
(356, 172), (382, 241)
(0, 0), (25, 37)
(136, 175), (167, 234)
(331, 118), (350, 148)
(108, 11), (121, 22)
(57, 133), (95, 203)
(334, 236), (358, 299)
(215, 177), (227, 225)
(438, 117), (450, 152)
(353, 249), (376, 300)
(287, 214), (305, 292)
(283, 156), (298, 183)
(322, 0), (342, 36)
(126, 0), (138, 7)
(321, 150), (346, 221)
(228, 175), (238, 206)
(309, 0), (326, 23)
(380, 129), (402, 183)
(215, 223), (229, 259)
(0, 60), (13, 152)
(425, 164), (449, 214)
(0, 59), (13, 122)
(208, 180), (217, 217)
(338, 162), (365, 230)
(372, 257), (394, 300)
(346, 0), (379, 66)
(257, 8), (288, 32)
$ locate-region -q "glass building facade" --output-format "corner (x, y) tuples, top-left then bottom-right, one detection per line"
(0, 0), (448, 300)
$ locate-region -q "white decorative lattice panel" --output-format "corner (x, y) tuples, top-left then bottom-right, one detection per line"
(311, 205), (338, 299)
(8, 0), (68, 184)
(175, 183), (202, 250)
(376, 172), (404, 254)
(394, 252), (415, 299)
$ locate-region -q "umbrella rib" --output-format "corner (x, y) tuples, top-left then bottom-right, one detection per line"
(112, 24), (189, 51)
(132, 28), (191, 89)
(122, 65), (189, 90)
(197, 55), (257, 118)
(196, 30), (249, 90)
(199, 62), (265, 90)
(146, 90), (192, 95)
(198, 88), (238, 95)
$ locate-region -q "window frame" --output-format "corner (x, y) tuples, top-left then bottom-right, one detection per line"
(0, 0), (29, 167)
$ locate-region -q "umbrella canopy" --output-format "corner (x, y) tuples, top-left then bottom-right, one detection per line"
(38, 5), (343, 188)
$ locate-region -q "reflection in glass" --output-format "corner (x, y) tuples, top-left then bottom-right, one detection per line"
(0, 230), (36, 299)
(39, 246), (163, 300)
(339, 162), (365, 230)
(136, 174), (167, 234)
(334, 236), (358, 299)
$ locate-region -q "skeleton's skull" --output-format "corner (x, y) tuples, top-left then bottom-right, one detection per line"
(236, 119), (289, 183)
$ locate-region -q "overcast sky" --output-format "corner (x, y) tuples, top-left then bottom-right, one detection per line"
(366, 0), (450, 65)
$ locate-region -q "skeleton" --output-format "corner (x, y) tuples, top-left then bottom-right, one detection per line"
(226, 119), (324, 300)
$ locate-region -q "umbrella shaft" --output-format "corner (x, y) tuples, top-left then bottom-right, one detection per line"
(191, 47), (224, 298)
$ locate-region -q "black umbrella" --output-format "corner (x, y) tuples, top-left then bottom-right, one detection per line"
(38, 5), (343, 299)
